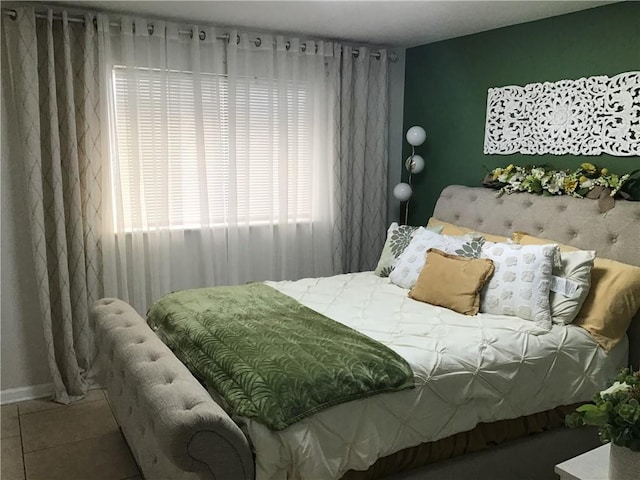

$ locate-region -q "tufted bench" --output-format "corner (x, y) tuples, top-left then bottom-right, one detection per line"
(92, 298), (254, 480)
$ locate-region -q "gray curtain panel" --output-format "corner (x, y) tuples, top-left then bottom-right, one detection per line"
(333, 46), (389, 273)
(2, 8), (103, 403)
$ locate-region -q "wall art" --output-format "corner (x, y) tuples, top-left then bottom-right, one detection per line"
(484, 71), (639, 156)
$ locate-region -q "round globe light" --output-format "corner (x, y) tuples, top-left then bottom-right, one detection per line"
(406, 126), (426, 146)
(393, 182), (413, 202)
(406, 154), (425, 174)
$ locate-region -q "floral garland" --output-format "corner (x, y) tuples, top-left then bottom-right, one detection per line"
(484, 163), (636, 199)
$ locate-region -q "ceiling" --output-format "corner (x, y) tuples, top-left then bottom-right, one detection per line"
(36, 1), (617, 47)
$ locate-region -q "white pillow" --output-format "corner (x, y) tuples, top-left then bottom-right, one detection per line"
(480, 242), (558, 330)
(374, 223), (443, 277)
(550, 250), (596, 325)
(389, 228), (470, 289)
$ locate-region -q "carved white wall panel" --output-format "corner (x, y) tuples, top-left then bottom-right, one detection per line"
(484, 72), (640, 156)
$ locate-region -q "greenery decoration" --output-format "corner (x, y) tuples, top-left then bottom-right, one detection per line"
(483, 163), (639, 200)
(566, 368), (640, 451)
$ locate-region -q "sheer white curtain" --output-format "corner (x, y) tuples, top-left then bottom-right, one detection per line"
(97, 16), (339, 313)
(1, 5), (389, 403)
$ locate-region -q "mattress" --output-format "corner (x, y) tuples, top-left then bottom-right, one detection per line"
(234, 272), (628, 480)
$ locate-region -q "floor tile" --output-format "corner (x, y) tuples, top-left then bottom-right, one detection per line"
(1, 435), (25, 480)
(1, 404), (20, 438)
(23, 431), (139, 480)
(1, 404), (18, 418)
(20, 399), (118, 453)
(17, 389), (105, 416)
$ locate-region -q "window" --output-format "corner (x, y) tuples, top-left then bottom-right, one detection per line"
(111, 66), (313, 230)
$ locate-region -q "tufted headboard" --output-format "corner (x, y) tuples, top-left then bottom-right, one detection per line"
(433, 185), (639, 266)
(432, 185), (640, 367)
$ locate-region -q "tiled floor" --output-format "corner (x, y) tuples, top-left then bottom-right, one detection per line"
(1, 390), (590, 480)
(1, 389), (140, 480)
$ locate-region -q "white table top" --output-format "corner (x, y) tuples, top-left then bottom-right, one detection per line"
(554, 444), (609, 480)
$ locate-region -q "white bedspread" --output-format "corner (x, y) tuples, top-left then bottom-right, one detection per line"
(237, 272), (627, 480)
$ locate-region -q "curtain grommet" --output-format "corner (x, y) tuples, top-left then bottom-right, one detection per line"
(255, 37), (261, 47)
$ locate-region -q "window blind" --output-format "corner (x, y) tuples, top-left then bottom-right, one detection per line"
(112, 66), (312, 230)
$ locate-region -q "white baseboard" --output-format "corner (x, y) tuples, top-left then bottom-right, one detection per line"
(0, 383), (54, 405)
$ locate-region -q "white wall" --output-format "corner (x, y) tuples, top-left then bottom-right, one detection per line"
(1, 51), (52, 398)
(387, 47), (406, 225)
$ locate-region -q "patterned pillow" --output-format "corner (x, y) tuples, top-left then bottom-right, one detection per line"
(374, 223), (443, 277)
(480, 243), (558, 330)
(454, 236), (486, 259)
(389, 228), (471, 289)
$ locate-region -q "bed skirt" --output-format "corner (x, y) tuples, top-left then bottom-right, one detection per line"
(342, 404), (579, 479)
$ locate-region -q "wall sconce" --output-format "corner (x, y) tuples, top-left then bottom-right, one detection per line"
(393, 125), (426, 225)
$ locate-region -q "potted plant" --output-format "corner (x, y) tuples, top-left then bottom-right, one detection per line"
(566, 368), (640, 479)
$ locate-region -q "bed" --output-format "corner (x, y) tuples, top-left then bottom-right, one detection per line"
(92, 185), (640, 480)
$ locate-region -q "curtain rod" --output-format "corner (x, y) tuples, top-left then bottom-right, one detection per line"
(2, 8), (396, 61)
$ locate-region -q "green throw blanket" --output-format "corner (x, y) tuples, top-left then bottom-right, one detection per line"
(148, 283), (414, 430)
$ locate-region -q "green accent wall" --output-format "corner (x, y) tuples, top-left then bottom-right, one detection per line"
(402, 2), (640, 224)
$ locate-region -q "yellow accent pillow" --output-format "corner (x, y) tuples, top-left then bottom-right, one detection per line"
(427, 217), (510, 243)
(512, 231), (578, 252)
(512, 232), (640, 351)
(409, 248), (495, 316)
